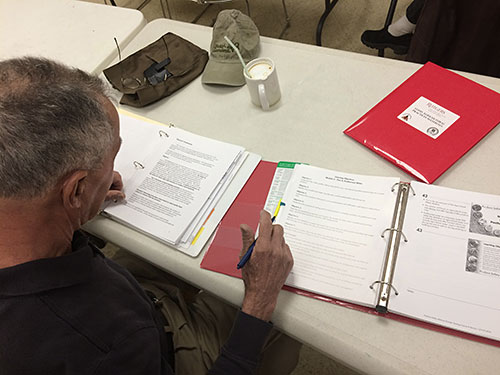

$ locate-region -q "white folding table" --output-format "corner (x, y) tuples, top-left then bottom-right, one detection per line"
(0, 0), (146, 74)
(85, 18), (500, 375)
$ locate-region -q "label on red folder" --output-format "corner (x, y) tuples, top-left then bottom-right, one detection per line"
(398, 96), (460, 139)
(344, 62), (500, 184)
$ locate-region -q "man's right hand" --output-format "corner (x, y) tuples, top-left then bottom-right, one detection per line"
(239, 210), (293, 321)
(105, 171), (126, 203)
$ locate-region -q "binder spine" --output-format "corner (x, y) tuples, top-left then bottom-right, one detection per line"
(371, 182), (413, 313)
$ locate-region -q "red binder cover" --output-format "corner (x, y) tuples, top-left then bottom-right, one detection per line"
(201, 160), (500, 347)
(344, 62), (500, 184)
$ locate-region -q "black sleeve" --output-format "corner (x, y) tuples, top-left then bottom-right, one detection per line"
(208, 311), (272, 375)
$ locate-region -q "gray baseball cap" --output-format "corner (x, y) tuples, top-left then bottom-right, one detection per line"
(202, 9), (260, 86)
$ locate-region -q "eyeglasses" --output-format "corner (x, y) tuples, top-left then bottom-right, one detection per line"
(113, 36), (172, 90)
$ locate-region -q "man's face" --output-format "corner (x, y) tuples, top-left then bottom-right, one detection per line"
(81, 99), (121, 223)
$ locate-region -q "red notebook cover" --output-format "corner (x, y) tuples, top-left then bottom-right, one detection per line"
(344, 62), (500, 184)
(201, 160), (500, 347)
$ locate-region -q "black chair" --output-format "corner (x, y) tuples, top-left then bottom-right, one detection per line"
(316, 0), (399, 54)
(378, 0), (398, 57)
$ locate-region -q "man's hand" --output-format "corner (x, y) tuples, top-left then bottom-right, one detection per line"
(239, 210), (293, 321)
(105, 171), (125, 203)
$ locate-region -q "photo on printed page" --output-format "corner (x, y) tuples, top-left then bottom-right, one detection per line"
(469, 203), (500, 237)
(465, 238), (500, 278)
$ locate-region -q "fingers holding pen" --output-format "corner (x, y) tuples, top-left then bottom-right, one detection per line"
(257, 209), (273, 239)
(239, 224), (255, 258)
(252, 210), (293, 270)
(239, 209), (293, 273)
(270, 222), (293, 274)
(240, 210), (293, 321)
(253, 210), (278, 256)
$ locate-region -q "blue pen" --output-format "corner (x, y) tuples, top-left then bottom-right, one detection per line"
(237, 200), (285, 269)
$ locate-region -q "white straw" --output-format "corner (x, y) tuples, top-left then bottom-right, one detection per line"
(224, 36), (251, 78)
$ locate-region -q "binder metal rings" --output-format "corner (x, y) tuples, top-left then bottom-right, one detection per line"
(158, 124), (175, 138)
(371, 181), (413, 312)
(391, 182), (416, 196)
(370, 281), (399, 297)
(381, 228), (408, 242)
(133, 161), (145, 169)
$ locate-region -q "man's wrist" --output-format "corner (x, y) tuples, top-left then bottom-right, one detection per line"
(241, 294), (276, 321)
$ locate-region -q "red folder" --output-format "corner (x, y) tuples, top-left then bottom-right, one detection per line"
(344, 62), (500, 184)
(201, 160), (500, 347)
(201, 161), (277, 277)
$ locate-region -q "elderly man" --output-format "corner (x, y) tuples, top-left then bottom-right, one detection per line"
(0, 57), (300, 374)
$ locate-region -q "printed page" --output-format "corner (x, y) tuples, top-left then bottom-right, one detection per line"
(263, 161), (302, 213)
(106, 120), (244, 245)
(275, 165), (400, 307)
(391, 182), (500, 341)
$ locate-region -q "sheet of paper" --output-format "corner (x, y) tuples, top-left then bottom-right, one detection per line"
(178, 151), (247, 246)
(106, 115), (244, 245)
(176, 152), (261, 257)
(112, 113), (167, 191)
(275, 165), (400, 306)
(263, 161), (302, 214)
(392, 182), (500, 341)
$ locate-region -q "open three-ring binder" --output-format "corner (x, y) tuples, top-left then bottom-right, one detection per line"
(97, 110), (260, 257)
(202, 163), (500, 346)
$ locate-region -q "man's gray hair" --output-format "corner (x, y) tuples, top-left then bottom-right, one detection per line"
(0, 57), (115, 198)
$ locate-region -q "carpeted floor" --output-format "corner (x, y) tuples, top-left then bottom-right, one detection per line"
(102, 0), (412, 60)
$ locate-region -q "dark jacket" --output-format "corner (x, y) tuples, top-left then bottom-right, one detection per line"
(0, 232), (271, 374)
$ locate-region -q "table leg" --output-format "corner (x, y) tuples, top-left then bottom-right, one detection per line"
(316, 0), (340, 46)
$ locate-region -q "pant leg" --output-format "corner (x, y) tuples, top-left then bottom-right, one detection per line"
(112, 249), (301, 375)
(406, 0), (425, 24)
(187, 292), (301, 375)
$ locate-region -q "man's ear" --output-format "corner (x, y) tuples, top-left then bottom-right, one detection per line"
(61, 170), (89, 210)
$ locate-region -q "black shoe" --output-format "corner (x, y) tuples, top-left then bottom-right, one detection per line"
(361, 28), (412, 55)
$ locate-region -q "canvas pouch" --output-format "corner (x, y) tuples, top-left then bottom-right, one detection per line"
(104, 33), (208, 107)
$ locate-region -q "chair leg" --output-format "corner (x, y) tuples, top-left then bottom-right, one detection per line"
(191, 0), (247, 24)
(378, 0), (398, 57)
(316, 0), (340, 46)
(278, 0), (291, 38)
(159, 0), (172, 18)
(191, 3), (212, 24)
(137, 0), (153, 11)
(244, 0), (250, 17)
